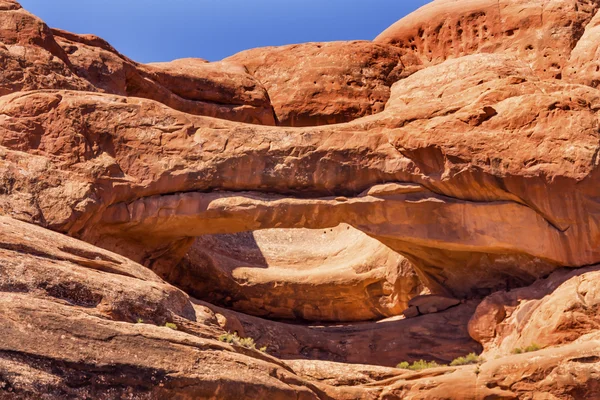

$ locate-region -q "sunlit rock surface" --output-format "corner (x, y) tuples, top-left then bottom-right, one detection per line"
(1, 0), (600, 398)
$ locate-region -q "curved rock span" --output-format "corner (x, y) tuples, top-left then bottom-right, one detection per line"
(98, 181), (586, 298)
(1, 0), (600, 398)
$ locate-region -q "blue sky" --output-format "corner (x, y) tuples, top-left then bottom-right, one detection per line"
(18, 0), (430, 63)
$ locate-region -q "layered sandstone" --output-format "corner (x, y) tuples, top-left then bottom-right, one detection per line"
(0, 2), (275, 124)
(2, 216), (598, 399)
(1, 0), (600, 398)
(375, 0), (600, 80)
(1, 2), (599, 301)
(226, 41), (421, 126)
(469, 265), (600, 359)
(0, 216), (476, 398)
(1, 62), (599, 297)
(168, 225), (423, 322)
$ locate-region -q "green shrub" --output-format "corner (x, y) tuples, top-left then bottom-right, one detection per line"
(396, 360), (443, 370)
(450, 353), (483, 366)
(524, 343), (541, 352)
(218, 332), (267, 353)
(136, 318), (144, 324)
(512, 343), (541, 354)
(164, 322), (177, 330)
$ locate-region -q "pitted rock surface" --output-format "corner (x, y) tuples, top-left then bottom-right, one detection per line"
(2, 0), (600, 398)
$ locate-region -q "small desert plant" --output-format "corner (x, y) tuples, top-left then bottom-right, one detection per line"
(524, 343), (541, 352)
(136, 318), (144, 324)
(164, 322), (178, 330)
(218, 332), (267, 353)
(450, 353), (483, 366)
(396, 360), (443, 370)
(512, 343), (541, 354)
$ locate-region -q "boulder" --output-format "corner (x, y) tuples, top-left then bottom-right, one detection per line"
(409, 295), (461, 315)
(469, 265), (600, 358)
(402, 306), (420, 319)
(51, 29), (276, 124)
(226, 41), (420, 126)
(163, 225), (423, 322)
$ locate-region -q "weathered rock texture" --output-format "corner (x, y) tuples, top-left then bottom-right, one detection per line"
(2, 216), (597, 399)
(565, 6), (600, 87)
(225, 41), (421, 126)
(469, 265), (600, 358)
(0, 215), (475, 398)
(375, 0), (600, 80)
(198, 298), (481, 366)
(2, 68), (599, 298)
(2, 0), (600, 398)
(0, 1), (275, 124)
(2, 0), (600, 300)
(166, 225), (423, 322)
(0, 217), (329, 399)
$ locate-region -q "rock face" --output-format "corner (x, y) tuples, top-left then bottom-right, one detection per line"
(2, 69), (599, 298)
(0, 217), (329, 399)
(226, 41), (421, 126)
(2, 215), (597, 399)
(565, 7), (600, 87)
(167, 225), (423, 322)
(0, 215), (478, 398)
(0, 1), (94, 95)
(469, 265), (600, 358)
(2, 0), (600, 398)
(0, 2), (275, 124)
(52, 30), (276, 124)
(375, 0), (600, 79)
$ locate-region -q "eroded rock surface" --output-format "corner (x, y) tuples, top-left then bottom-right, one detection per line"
(565, 7), (600, 87)
(0, 1), (275, 124)
(165, 225), (423, 322)
(1, 0), (600, 398)
(197, 298), (481, 366)
(226, 41), (420, 126)
(375, 0), (600, 80)
(2, 216), (598, 399)
(469, 265), (600, 359)
(0, 218), (326, 399)
(1, 69), (598, 298)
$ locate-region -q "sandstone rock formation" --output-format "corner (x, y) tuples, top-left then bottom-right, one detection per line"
(469, 265), (600, 358)
(403, 294), (461, 318)
(2, 70), (598, 298)
(2, 216), (598, 398)
(565, 6), (600, 87)
(375, 0), (600, 80)
(2, 0), (600, 398)
(168, 225), (423, 322)
(0, 1), (275, 124)
(0, 215), (479, 398)
(225, 41), (421, 126)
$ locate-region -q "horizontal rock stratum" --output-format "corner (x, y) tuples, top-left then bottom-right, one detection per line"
(1, 0), (600, 398)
